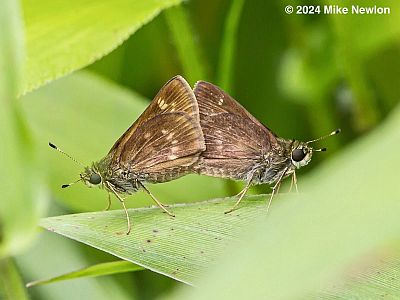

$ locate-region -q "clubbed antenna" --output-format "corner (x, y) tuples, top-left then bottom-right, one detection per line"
(306, 129), (341, 145)
(49, 142), (84, 188)
(61, 178), (82, 189)
(49, 142), (85, 167)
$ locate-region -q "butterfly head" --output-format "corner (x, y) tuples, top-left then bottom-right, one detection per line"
(290, 142), (315, 169)
(290, 129), (341, 169)
(80, 166), (103, 188)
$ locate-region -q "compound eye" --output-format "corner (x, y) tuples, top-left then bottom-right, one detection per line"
(292, 149), (306, 162)
(89, 173), (101, 185)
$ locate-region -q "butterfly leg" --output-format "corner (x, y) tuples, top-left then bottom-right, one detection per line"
(224, 173), (255, 214)
(139, 183), (175, 217)
(106, 183), (131, 235)
(233, 187), (246, 199)
(288, 173), (294, 193)
(275, 180), (282, 195)
(292, 170), (298, 193)
(286, 171), (299, 194)
(103, 192), (112, 211)
(267, 167), (289, 213)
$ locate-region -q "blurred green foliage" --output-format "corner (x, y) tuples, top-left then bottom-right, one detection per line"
(0, 0), (399, 299)
(0, 0), (44, 260)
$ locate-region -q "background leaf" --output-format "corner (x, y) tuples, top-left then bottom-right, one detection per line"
(164, 4), (208, 84)
(0, 0), (44, 259)
(327, 0), (400, 130)
(216, 0), (245, 91)
(39, 195), (272, 285)
(21, 0), (183, 95)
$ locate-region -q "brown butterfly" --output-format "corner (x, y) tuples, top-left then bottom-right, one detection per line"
(193, 81), (339, 213)
(50, 75), (205, 234)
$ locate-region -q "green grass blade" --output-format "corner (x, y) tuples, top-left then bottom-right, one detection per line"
(0, 258), (29, 300)
(217, 0), (245, 91)
(39, 195), (272, 285)
(26, 260), (144, 288)
(21, 0), (183, 95)
(164, 5), (208, 84)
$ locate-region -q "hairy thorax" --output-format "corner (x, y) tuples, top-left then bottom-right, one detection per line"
(250, 143), (296, 185)
(93, 157), (141, 194)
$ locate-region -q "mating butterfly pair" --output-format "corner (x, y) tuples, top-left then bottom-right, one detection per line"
(51, 76), (339, 234)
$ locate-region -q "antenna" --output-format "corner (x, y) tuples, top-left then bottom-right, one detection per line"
(49, 142), (85, 189)
(306, 129), (341, 145)
(61, 178), (82, 189)
(49, 142), (85, 167)
(314, 148), (327, 152)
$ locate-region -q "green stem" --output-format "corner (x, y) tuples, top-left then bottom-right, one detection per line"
(217, 0), (246, 91)
(164, 5), (208, 84)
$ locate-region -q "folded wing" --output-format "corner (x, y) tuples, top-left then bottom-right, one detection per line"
(110, 75), (203, 160)
(193, 81), (278, 178)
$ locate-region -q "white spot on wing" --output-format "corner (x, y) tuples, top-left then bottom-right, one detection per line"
(158, 98), (168, 110)
(161, 129), (168, 134)
(218, 98), (224, 106)
(167, 133), (174, 140)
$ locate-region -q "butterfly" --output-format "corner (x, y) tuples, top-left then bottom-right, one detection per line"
(193, 81), (339, 213)
(51, 75), (205, 234)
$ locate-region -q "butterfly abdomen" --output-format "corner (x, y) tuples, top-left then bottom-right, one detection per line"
(143, 165), (193, 184)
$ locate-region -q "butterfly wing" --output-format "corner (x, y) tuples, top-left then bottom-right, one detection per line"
(108, 76), (205, 182)
(110, 75), (203, 159)
(193, 81), (279, 179)
(194, 113), (266, 179)
(121, 112), (204, 182)
(200, 113), (268, 159)
(194, 81), (277, 137)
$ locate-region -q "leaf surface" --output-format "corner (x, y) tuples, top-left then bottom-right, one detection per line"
(39, 196), (270, 285)
(21, 0), (183, 94)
